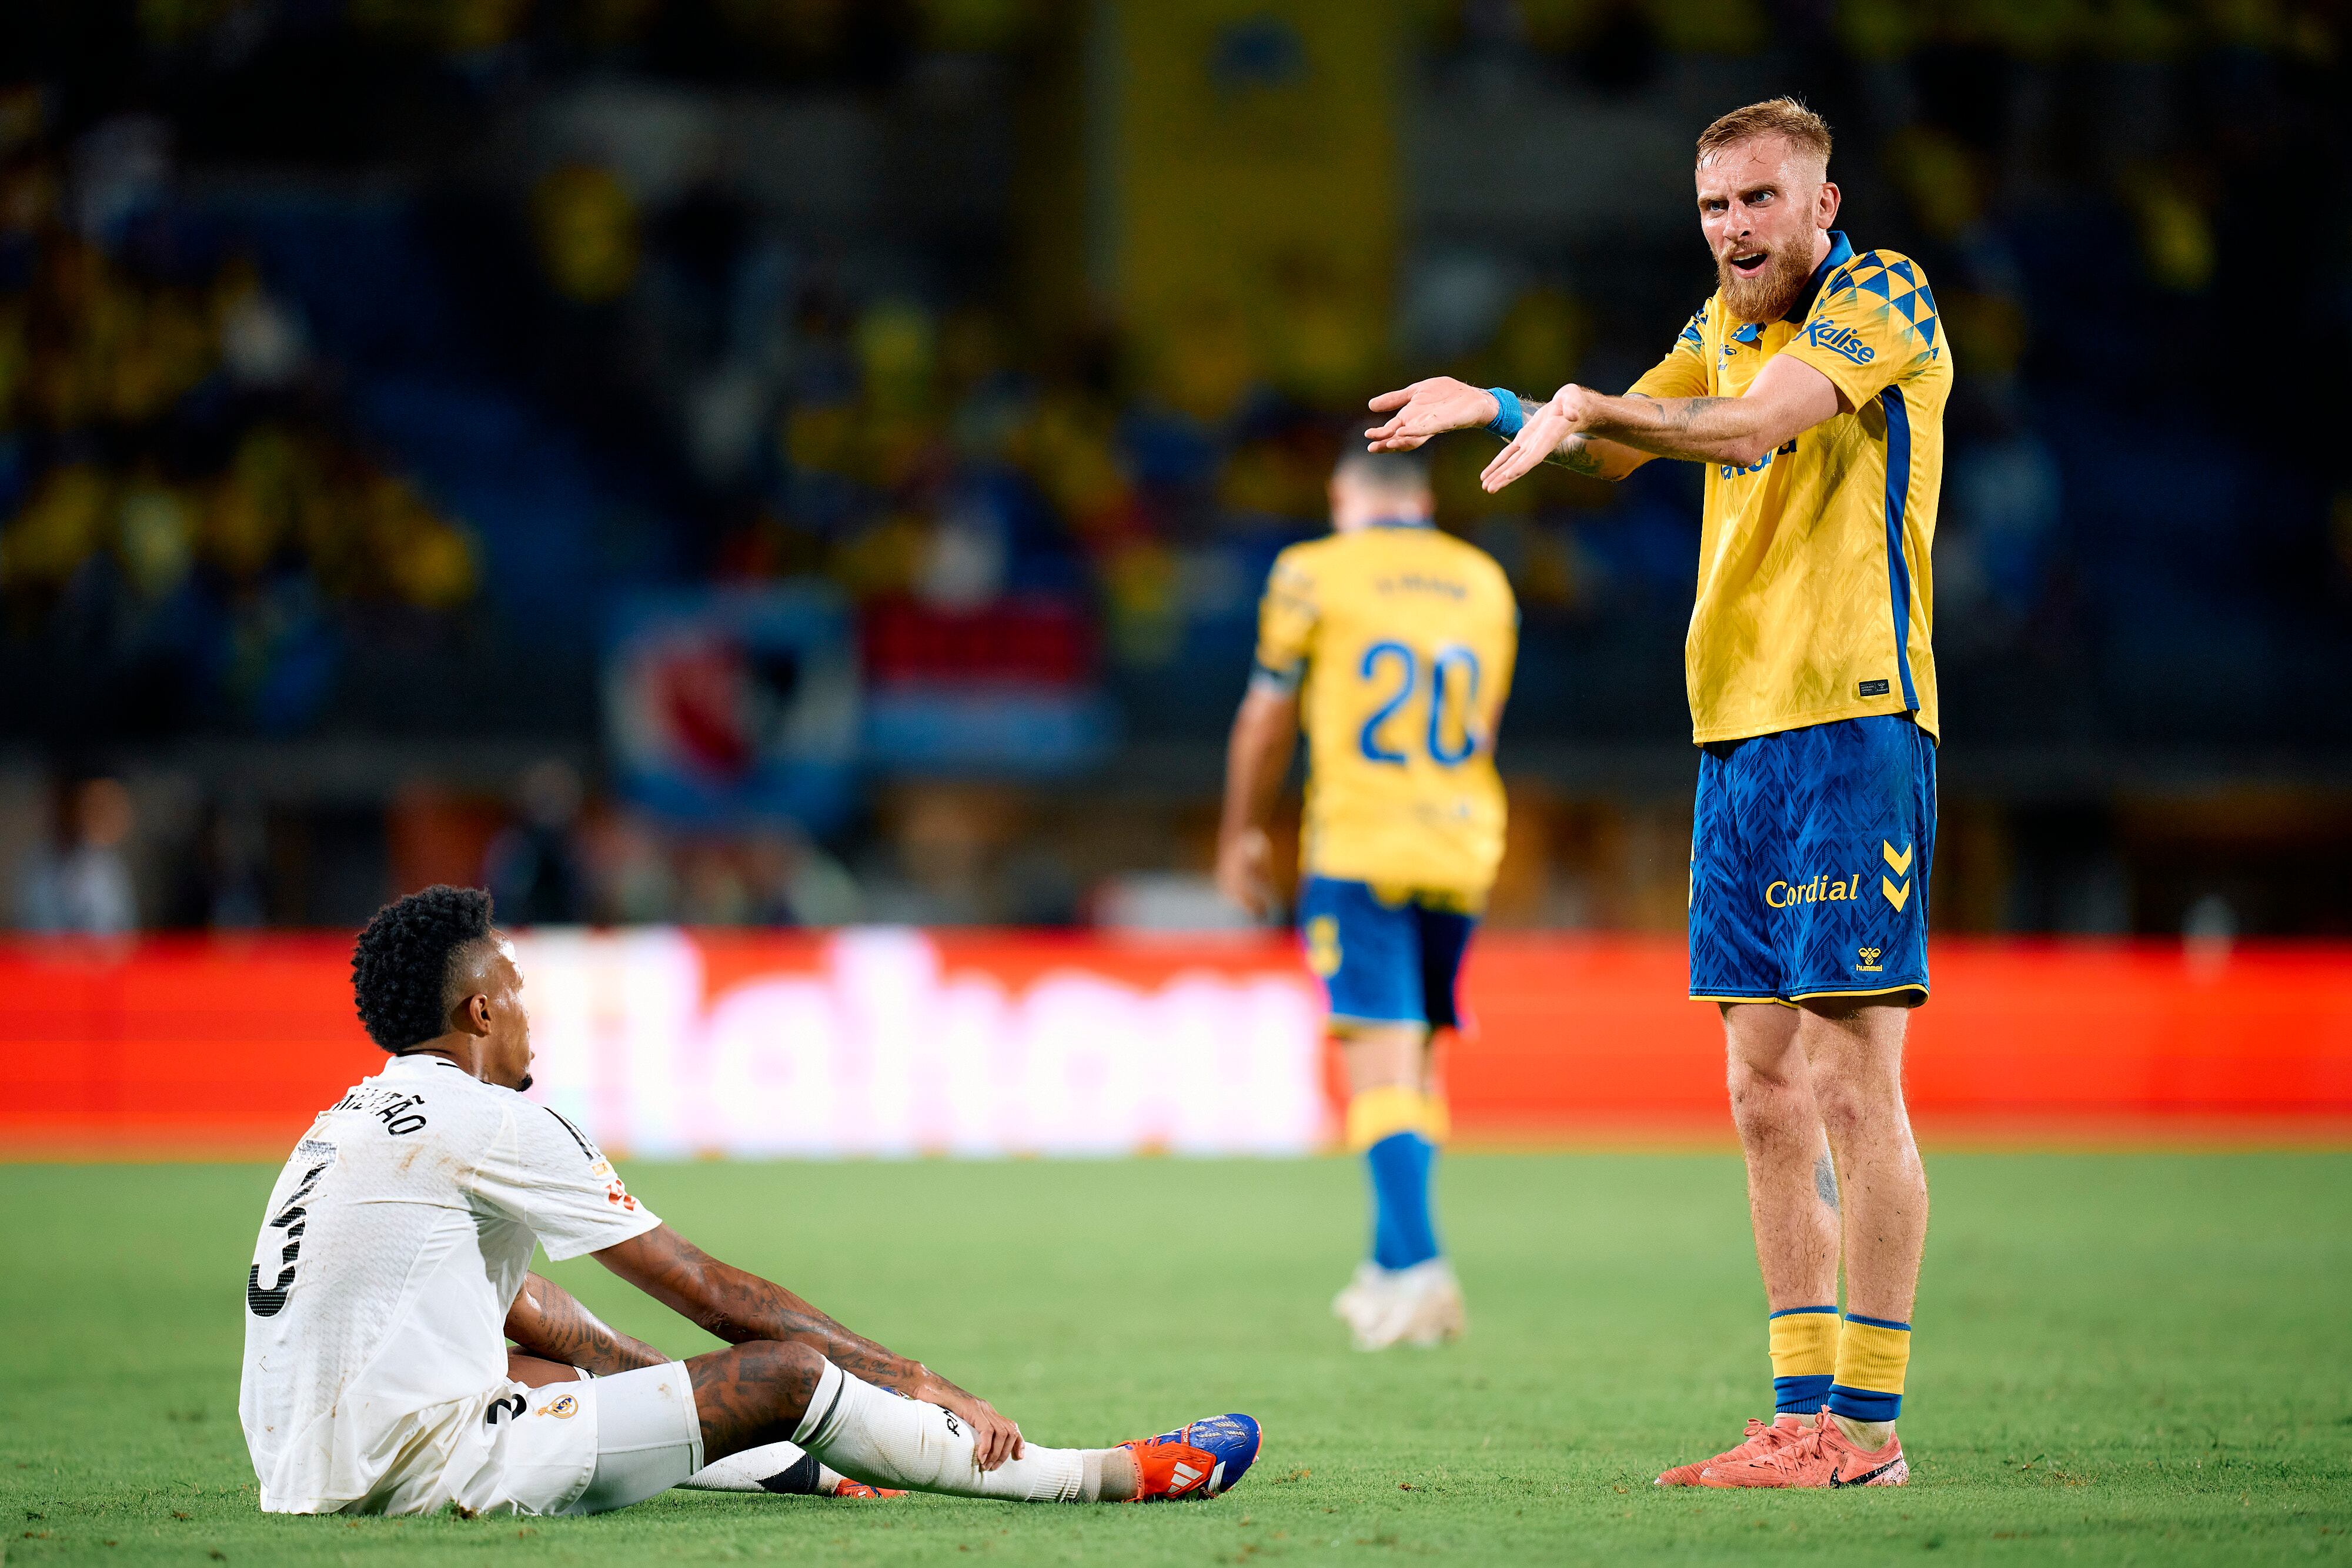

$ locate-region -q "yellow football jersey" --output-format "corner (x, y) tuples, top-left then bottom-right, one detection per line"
(1253, 521), (1518, 898)
(1631, 230), (1950, 744)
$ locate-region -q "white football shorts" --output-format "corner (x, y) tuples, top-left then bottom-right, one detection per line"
(456, 1361), (706, 1517)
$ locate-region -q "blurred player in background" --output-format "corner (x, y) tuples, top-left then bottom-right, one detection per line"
(1216, 449), (1518, 1351)
(239, 886), (1262, 1517)
(1365, 98), (1945, 1487)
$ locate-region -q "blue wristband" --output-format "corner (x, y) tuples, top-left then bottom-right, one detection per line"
(1483, 388), (1525, 440)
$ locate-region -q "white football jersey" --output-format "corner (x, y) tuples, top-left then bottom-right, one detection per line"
(238, 1052), (661, 1513)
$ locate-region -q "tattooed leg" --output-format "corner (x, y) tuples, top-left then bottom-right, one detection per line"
(688, 1339), (830, 1459)
(1723, 1002), (1840, 1310)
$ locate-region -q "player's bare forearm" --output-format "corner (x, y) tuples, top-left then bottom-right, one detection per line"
(594, 1225), (937, 1398)
(1216, 687), (1297, 917)
(1220, 688), (1297, 841)
(597, 1226), (1027, 1467)
(1501, 393), (1648, 479)
(1482, 356), (1842, 492)
(505, 1272), (668, 1375)
(1575, 391), (1781, 465)
(1365, 377), (1645, 479)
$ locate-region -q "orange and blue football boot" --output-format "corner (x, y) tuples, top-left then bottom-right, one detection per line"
(828, 1479), (904, 1499)
(1120, 1413), (1262, 1501)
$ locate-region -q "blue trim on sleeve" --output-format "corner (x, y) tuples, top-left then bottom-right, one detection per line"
(1769, 1305), (1840, 1319)
(1878, 385), (1920, 714)
(1844, 1312), (1912, 1332)
(1483, 389), (1525, 440)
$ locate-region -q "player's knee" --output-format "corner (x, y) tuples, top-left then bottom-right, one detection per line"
(740, 1339), (830, 1407)
(1812, 1072), (1900, 1142)
(1727, 1056), (1804, 1122)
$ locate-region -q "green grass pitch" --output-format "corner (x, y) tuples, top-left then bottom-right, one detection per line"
(2, 1152), (2347, 1564)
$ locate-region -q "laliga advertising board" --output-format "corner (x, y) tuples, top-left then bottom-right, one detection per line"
(509, 927), (1330, 1158)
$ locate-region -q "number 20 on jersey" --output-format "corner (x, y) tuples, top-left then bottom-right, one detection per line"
(1358, 641), (1482, 766)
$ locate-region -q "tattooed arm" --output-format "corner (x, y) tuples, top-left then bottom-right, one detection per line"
(592, 1222), (1019, 1459)
(1364, 376), (1651, 479)
(1481, 353), (1842, 492)
(505, 1271), (667, 1375)
(1495, 392), (1651, 479)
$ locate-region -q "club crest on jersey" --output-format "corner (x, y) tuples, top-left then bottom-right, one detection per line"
(539, 1394), (580, 1419)
(1802, 319), (1874, 364)
(1765, 870), (1863, 908)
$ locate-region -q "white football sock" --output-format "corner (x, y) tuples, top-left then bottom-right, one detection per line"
(792, 1360), (1112, 1502)
(680, 1439), (847, 1495)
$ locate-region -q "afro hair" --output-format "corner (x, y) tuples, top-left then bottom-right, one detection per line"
(350, 885), (496, 1051)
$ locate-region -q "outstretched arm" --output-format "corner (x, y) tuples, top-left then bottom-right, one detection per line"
(594, 1223), (1023, 1465)
(1215, 686), (1298, 919)
(1481, 353), (1842, 492)
(1364, 377), (1652, 480)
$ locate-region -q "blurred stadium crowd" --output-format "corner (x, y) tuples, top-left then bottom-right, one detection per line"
(2, 0), (2348, 937)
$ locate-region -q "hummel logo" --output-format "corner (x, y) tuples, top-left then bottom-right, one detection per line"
(1881, 875), (1911, 912)
(1881, 841), (1912, 875)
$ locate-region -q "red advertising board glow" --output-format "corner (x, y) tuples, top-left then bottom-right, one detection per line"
(1, 932), (2347, 1156)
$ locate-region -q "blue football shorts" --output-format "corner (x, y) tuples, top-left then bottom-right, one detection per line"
(1296, 877), (1477, 1031)
(1688, 713), (1936, 1006)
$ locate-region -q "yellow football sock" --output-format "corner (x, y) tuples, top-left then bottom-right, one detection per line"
(1829, 1313), (1910, 1425)
(1345, 1085), (1431, 1152)
(1768, 1305), (1838, 1416)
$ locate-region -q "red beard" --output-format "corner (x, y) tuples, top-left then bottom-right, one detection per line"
(1716, 242), (1815, 324)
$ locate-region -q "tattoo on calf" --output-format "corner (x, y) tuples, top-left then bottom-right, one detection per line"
(1815, 1152), (1840, 1212)
(690, 1340), (830, 1451)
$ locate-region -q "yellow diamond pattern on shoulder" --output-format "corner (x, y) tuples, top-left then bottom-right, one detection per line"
(1881, 840), (1913, 875)
(1845, 251), (1940, 356)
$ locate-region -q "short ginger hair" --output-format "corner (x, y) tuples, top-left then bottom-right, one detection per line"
(1696, 98), (1832, 170)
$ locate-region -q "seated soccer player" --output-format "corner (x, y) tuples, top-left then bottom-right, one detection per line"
(501, 1271), (897, 1501)
(238, 885), (1260, 1517)
(1215, 448), (1518, 1350)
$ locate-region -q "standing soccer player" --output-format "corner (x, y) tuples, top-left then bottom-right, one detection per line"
(1216, 449), (1518, 1352)
(1365, 98), (1944, 1486)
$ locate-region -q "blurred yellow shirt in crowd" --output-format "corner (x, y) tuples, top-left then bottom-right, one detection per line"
(1630, 230), (1950, 744)
(1252, 522), (1518, 899)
